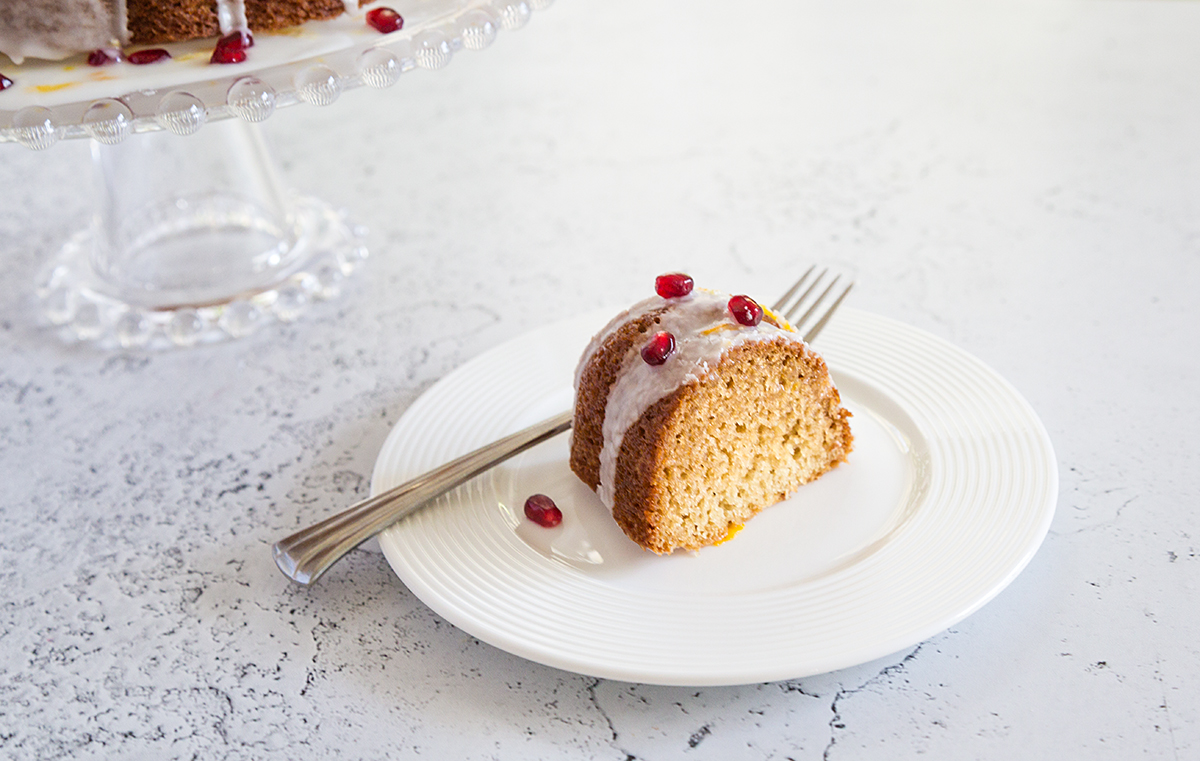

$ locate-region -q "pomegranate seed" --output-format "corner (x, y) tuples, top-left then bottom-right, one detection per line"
(0, 73), (12, 91)
(228, 29), (254, 48)
(655, 272), (694, 299)
(641, 331), (676, 365)
(524, 494), (562, 527)
(728, 295), (763, 327)
(210, 46), (245, 65)
(210, 31), (253, 64)
(87, 48), (122, 66)
(366, 7), (404, 33)
(128, 48), (171, 65)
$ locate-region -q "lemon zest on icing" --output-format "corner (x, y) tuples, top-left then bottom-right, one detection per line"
(762, 305), (797, 333)
(700, 322), (738, 336)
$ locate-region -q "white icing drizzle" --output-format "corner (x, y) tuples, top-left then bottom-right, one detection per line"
(216, 0), (249, 35)
(113, 0), (129, 45)
(574, 290), (806, 510)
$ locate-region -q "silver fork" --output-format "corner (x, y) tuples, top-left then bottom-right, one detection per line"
(273, 267), (853, 585)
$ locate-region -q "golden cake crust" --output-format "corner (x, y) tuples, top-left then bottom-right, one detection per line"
(126, 1), (219, 45)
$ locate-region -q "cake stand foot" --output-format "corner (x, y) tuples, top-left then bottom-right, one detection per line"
(36, 119), (368, 349)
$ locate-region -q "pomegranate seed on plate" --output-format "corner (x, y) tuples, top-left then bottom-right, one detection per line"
(728, 295), (763, 327)
(87, 48), (122, 66)
(655, 272), (694, 299)
(0, 73), (12, 91)
(641, 331), (676, 365)
(524, 494), (562, 527)
(127, 48), (171, 65)
(366, 7), (404, 33)
(211, 31), (253, 64)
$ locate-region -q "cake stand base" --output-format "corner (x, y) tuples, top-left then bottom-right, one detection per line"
(38, 198), (366, 349)
(35, 119), (368, 349)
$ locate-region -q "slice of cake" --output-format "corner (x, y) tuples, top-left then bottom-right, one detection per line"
(569, 274), (853, 554)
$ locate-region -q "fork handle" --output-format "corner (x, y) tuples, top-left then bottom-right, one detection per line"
(273, 410), (574, 585)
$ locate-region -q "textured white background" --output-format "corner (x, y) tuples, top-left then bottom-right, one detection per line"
(1, 0), (1197, 758)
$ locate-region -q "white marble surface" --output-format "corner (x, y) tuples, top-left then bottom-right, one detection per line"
(1, 0), (1198, 757)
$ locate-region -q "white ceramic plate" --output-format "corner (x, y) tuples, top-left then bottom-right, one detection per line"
(373, 307), (1057, 686)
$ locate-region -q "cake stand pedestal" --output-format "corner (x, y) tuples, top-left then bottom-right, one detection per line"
(38, 118), (365, 348)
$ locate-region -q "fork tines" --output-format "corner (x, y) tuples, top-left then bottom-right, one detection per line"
(770, 265), (855, 344)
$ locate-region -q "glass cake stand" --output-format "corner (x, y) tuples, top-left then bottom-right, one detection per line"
(0, 0), (551, 348)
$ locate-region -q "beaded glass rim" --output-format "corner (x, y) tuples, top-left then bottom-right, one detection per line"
(0, 0), (552, 148)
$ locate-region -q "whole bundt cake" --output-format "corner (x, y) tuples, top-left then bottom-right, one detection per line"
(0, 1), (369, 63)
